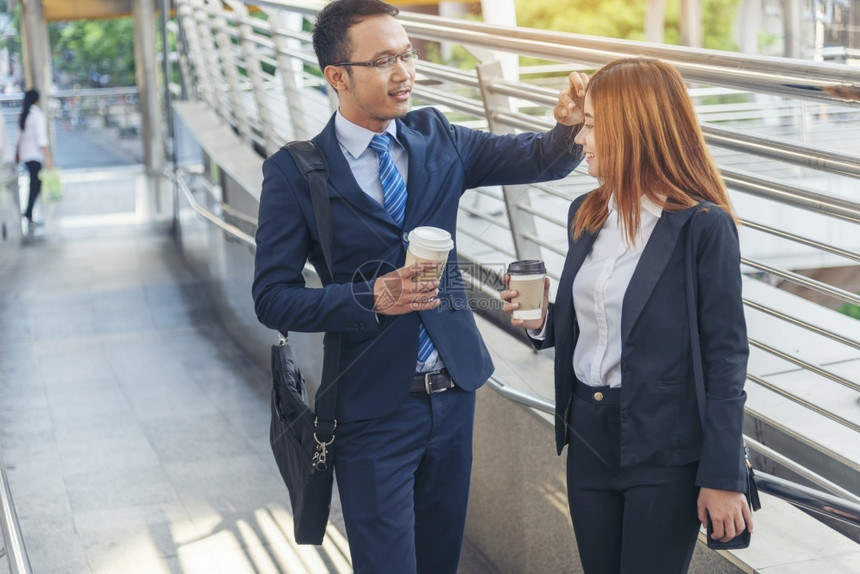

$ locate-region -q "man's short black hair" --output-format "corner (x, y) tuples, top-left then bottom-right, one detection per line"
(312, 0), (400, 70)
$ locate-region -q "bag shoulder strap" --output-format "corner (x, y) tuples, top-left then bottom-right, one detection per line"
(684, 206), (707, 428)
(280, 140), (339, 433)
(282, 140), (334, 279)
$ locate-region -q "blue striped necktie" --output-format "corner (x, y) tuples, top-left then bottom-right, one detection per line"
(368, 133), (435, 364)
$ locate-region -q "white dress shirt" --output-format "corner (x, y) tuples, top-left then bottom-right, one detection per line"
(334, 110), (409, 204)
(333, 111), (443, 373)
(18, 105), (48, 163)
(531, 195), (663, 388)
(573, 196), (663, 387)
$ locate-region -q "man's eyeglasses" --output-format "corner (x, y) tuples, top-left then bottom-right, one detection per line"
(332, 49), (419, 70)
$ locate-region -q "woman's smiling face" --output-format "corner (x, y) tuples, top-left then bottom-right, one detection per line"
(574, 93), (598, 178)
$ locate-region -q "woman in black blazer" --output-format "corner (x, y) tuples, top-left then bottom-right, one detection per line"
(502, 58), (752, 573)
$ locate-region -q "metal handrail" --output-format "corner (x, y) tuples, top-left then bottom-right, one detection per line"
(254, 0), (860, 106)
(722, 168), (860, 225)
(223, 1), (860, 228)
(739, 219), (860, 264)
(745, 369), (859, 433)
(0, 445), (33, 574)
(394, 12), (860, 107)
(742, 299), (860, 352)
(741, 258), (860, 306)
(701, 124), (860, 180)
(744, 436), (860, 504)
(484, 377), (860, 529)
(173, 170), (256, 248)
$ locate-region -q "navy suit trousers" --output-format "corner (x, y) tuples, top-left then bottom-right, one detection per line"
(334, 386), (476, 574)
(566, 381), (701, 574)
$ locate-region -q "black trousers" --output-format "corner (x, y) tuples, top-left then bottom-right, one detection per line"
(23, 160), (42, 221)
(566, 380), (700, 574)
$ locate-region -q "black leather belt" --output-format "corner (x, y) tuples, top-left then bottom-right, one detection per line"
(410, 369), (455, 394)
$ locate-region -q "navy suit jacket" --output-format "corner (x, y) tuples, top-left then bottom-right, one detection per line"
(534, 194), (749, 492)
(253, 107), (582, 422)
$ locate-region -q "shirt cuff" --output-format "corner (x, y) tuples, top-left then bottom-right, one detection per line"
(527, 318), (548, 340)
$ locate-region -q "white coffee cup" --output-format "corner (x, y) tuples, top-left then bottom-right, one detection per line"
(405, 226), (454, 282)
(508, 260), (547, 320)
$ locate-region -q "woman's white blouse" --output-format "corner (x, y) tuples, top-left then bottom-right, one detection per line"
(18, 105), (48, 163)
(572, 196), (663, 388)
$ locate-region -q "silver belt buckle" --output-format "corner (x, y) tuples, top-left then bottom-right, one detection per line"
(424, 371), (450, 394)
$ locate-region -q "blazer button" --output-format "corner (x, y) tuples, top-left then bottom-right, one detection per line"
(402, 231), (410, 243)
(593, 391), (604, 402)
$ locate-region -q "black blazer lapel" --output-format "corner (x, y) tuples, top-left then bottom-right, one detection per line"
(621, 208), (696, 342)
(396, 120), (427, 232)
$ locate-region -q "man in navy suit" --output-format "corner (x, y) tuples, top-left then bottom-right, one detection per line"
(252, 0), (586, 571)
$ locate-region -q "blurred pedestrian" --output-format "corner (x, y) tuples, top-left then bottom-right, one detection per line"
(18, 89), (52, 226)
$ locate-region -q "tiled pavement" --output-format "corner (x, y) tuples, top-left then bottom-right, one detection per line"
(0, 169), (498, 574)
(0, 225), (358, 573)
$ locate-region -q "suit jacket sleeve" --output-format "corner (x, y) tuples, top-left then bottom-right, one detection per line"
(252, 152), (380, 334)
(432, 108), (582, 190)
(694, 208), (750, 492)
(527, 304), (556, 350)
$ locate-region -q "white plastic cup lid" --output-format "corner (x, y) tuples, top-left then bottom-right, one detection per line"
(408, 226), (454, 253)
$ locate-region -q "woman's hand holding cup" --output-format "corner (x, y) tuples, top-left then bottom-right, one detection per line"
(501, 260), (549, 330)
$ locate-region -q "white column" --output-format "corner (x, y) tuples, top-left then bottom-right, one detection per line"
(133, 0), (166, 217)
(645, 0), (666, 43)
(736, 0), (762, 53)
(680, 0), (703, 47)
(439, 2), (469, 61)
(20, 0), (50, 93)
(19, 0), (53, 160)
(784, 0), (803, 58)
(477, 0), (518, 81)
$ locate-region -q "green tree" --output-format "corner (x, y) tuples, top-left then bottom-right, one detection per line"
(515, 0), (741, 51)
(1, 3), (22, 83)
(839, 301), (860, 320)
(50, 18), (136, 88)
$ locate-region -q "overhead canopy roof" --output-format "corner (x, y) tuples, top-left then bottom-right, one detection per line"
(39, 0), (478, 22)
(42, 0), (134, 21)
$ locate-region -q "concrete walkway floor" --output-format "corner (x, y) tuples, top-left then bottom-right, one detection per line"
(0, 170), (497, 574)
(0, 224), (360, 573)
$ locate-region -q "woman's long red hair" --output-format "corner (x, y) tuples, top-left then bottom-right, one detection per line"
(572, 58), (735, 243)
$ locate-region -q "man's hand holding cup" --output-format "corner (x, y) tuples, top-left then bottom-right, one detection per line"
(373, 262), (440, 316)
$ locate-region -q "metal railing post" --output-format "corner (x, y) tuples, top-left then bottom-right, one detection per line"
(476, 60), (543, 262)
(231, 2), (279, 154)
(192, 0), (231, 122)
(204, 0), (252, 143)
(268, 7), (309, 141)
(0, 446), (32, 574)
(177, 0), (217, 110)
